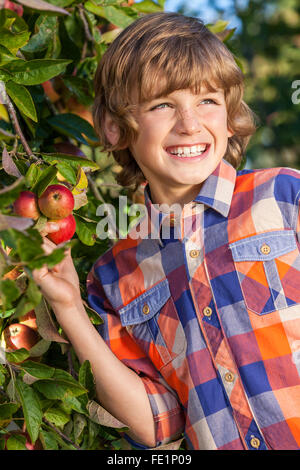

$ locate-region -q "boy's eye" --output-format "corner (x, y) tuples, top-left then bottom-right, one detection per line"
(150, 102), (171, 110)
(200, 98), (216, 105)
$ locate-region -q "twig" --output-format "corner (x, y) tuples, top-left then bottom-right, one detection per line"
(87, 174), (106, 204)
(67, 350), (78, 379)
(87, 175), (120, 243)
(0, 244), (12, 265)
(99, 182), (123, 189)
(0, 128), (15, 139)
(78, 5), (95, 43)
(43, 418), (82, 450)
(5, 94), (37, 160)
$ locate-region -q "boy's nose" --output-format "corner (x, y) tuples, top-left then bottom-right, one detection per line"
(174, 110), (202, 135)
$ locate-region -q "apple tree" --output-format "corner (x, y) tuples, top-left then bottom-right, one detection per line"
(0, 0), (236, 451)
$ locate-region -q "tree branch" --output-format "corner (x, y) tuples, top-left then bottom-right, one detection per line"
(5, 94), (37, 160)
(43, 418), (82, 450)
(78, 5), (95, 43)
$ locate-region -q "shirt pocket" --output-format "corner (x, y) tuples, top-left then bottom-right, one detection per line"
(119, 279), (186, 369)
(229, 230), (300, 315)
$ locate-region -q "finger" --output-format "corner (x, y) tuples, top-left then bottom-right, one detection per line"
(32, 264), (51, 284)
(40, 237), (56, 256)
(40, 222), (59, 237)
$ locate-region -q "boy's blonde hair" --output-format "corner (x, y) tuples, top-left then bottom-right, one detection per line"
(93, 12), (257, 189)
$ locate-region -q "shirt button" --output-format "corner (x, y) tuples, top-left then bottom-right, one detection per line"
(224, 371), (235, 383)
(142, 304), (150, 315)
(250, 436), (260, 449)
(260, 243), (271, 255)
(169, 216), (176, 227)
(189, 249), (200, 258)
(203, 306), (212, 317)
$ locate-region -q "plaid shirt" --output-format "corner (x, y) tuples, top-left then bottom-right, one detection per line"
(86, 159), (300, 450)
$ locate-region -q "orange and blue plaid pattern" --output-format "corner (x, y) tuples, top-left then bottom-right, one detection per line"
(87, 159), (300, 450)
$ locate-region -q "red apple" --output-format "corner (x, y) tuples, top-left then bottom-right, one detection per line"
(38, 184), (74, 219)
(13, 191), (40, 220)
(3, 324), (39, 351)
(19, 310), (38, 331)
(47, 213), (76, 244)
(4, 0), (23, 16)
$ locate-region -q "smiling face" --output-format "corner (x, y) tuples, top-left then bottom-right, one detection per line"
(127, 87), (233, 206)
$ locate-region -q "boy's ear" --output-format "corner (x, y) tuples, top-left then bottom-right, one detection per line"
(103, 112), (121, 146)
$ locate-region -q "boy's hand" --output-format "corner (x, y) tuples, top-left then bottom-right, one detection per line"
(32, 222), (81, 309)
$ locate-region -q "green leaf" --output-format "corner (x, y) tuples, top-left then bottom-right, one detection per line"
(15, 378), (43, 444)
(6, 433), (27, 450)
(34, 369), (87, 400)
(56, 162), (77, 185)
(27, 338), (51, 358)
(73, 412), (87, 441)
(0, 177), (25, 210)
(0, 402), (20, 419)
(62, 394), (88, 415)
(13, 276), (42, 318)
(19, 360), (55, 379)
(39, 429), (58, 450)
(0, 29), (30, 55)
(74, 214), (97, 246)
(5, 81), (37, 122)
(84, 4), (135, 28)
(207, 20), (229, 33)
(21, 15), (58, 54)
(50, 0), (75, 7)
(46, 113), (98, 145)
(27, 246), (66, 271)
(0, 44), (19, 67)
(6, 348), (30, 363)
(0, 68), (13, 82)
(0, 7), (28, 30)
(0, 307), (15, 319)
(133, 0), (163, 13)
(25, 163), (42, 188)
(0, 278), (21, 308)
(25, 275), (42, 304)
(3, 59), (72, 86)
(14, 230), (44, 263)
(78, 360), (95, 399)
(0, 367), (6, 386)
(62, 75), (93, 107)
(44, 405), (70, 427)
(42, 152), (99, 171)
(31, 164), (58, 196)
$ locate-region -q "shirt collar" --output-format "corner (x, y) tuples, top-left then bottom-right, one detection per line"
(193, 158), (236, 217)
(143, 158), (236, 243)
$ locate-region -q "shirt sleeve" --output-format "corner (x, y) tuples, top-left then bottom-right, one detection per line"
(86, 264), (185, 448)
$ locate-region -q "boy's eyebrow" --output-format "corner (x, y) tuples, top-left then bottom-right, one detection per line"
(140, 89), (224, 106)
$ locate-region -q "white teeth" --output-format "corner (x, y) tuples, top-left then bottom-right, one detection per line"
(169, 144), (207, 157)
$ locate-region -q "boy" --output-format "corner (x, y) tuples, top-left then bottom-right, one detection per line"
(33, 12), (300, 450)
